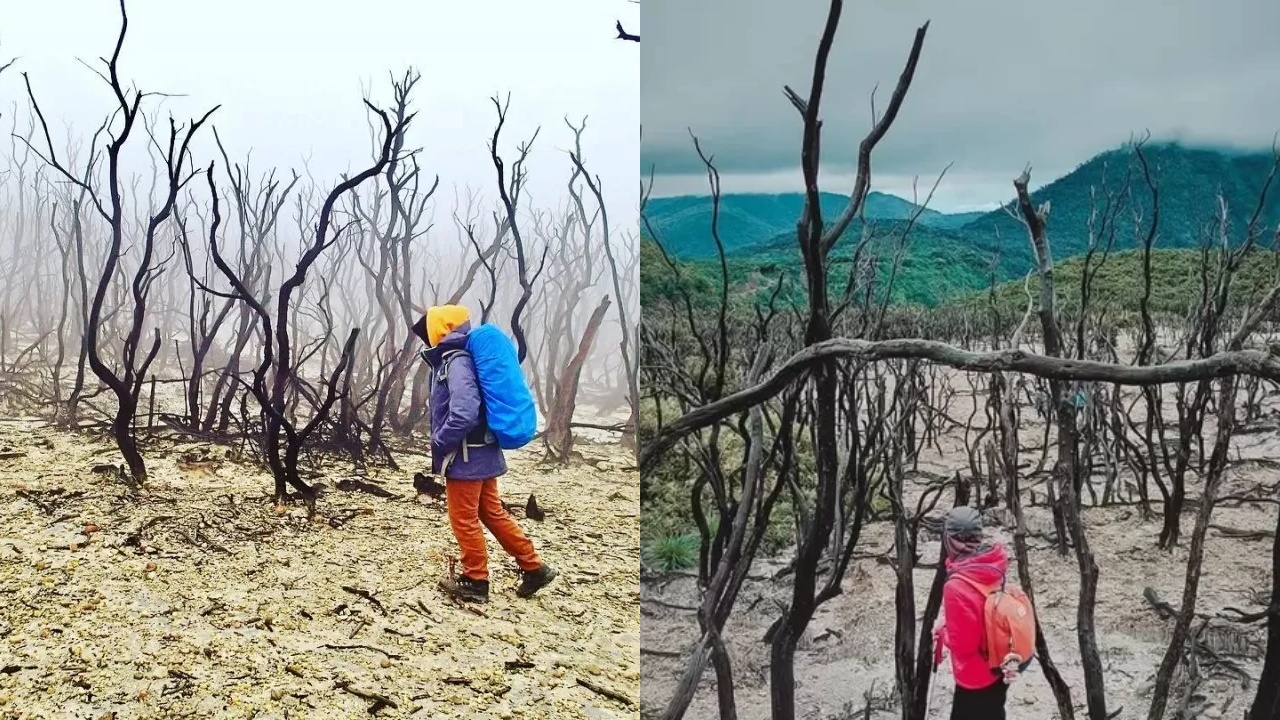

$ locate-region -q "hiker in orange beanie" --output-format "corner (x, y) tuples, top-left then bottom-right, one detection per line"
(410, 304), (557, 603)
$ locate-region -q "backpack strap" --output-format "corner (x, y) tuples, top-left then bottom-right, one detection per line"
(436, 349), (468, 383)
(428, 349), (498, 466)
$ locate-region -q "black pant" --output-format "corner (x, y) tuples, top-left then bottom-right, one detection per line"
(950, 681), (1008, 720)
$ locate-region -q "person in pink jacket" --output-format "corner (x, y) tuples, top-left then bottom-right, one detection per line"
(933, 506), (1018, 720)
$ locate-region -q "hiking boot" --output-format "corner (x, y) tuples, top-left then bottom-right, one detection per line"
(516, 564), (559, 598)
(439, 576), (489, 603)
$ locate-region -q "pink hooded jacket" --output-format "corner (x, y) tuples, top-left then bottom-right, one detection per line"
(938, 542), (1008, 689)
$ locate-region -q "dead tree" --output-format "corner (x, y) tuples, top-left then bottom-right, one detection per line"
(488, 95), (546, 365)
(349, 71), (436, 464)
(1250, 518), (1280, 719)
(882, 361), (951, 720)
(1010, 170), (1111, 720)
(765, 6), (929, 717)
(199, 152), (297, 438)
(989, 369), (1076, 719)
(203, 92), (412, 502)
(532, 142), (617, 462)
(643, 145), (801, 720)
(567, 117), (639, 453)
(1147, 155), (1280, 720)
(23, 0), (217, 483)
(174, 164), (294, 432)
(543, 294), (612, 461)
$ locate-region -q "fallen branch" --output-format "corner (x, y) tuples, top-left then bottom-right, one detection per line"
(569, 421), (626, 432)
(329, 508), (376, 528)
(15, 490), (55, 514)
(1219, 603), (1280, 624)
(321, 643), (404, 660)
(1209, 524), (1276, 541)
(334, 680), (398, 714)
(640, 338), (1280, 474)
(576, 677), (634, 706)
(335, 478), (396, 498)
(451, 600), (486, 618)
(341, 586), (387, 615)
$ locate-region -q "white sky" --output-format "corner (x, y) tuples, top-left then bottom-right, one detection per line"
(0, 0), (639, 228)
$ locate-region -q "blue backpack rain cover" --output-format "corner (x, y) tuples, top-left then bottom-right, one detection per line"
(465, 323), (537, 449)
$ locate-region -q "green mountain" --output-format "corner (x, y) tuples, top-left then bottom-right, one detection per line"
(641, 143), (1280, 308)
(642, 190), (985, 259)
(961, 142), (1280, 269)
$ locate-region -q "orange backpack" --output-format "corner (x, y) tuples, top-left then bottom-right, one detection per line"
(952, 567), (1037, 673)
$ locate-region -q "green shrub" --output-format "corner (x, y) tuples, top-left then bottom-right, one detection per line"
(643, 533), (700, 572)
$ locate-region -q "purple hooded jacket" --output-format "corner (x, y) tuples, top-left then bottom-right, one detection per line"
(422, 321), (508, 481)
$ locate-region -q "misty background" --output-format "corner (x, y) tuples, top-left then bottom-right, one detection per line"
(0, 0), (642, 461)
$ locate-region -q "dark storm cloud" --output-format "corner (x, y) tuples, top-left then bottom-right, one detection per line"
(641, 0), (1280, 195)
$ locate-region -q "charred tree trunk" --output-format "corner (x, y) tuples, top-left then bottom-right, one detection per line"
(544, 295), (611, 462)
(1014, 170), (1109, 720)
(1147, 377), (1237, 719)
(1248, 506), (1280, 720)
(769, 11), (929, 712)
(993, 370), (1075, 719)
(24, 7), (218, 483)
(204, 93), (410, 502)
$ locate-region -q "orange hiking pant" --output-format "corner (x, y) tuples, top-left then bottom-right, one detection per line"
(446, 478), (541, 581)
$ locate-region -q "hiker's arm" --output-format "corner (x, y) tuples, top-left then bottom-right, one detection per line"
(942, 581), (983, 662)
(437, 357), (483, 449)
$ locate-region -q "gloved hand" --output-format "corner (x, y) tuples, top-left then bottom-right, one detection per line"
(1000, 653), (1021, 685)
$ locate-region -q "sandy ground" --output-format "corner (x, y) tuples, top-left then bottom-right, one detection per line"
(641, 384), (1276, 720)
(0, 418), (640, 719)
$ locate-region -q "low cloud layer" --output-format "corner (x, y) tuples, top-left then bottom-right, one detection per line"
(641, 0), (1280, 209)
